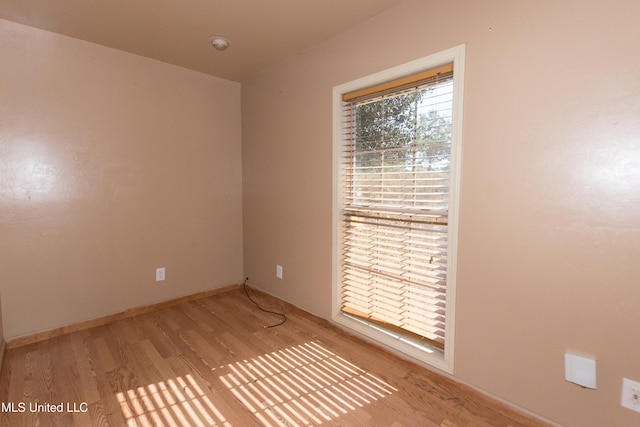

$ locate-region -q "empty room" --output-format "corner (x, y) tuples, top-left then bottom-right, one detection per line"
(1, 0), (639, 426)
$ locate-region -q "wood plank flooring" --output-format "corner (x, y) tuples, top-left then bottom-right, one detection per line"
(0, 286), (552, 427)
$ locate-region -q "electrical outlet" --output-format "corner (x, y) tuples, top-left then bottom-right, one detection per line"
(622, 378), (640, 413)
(156, 267), (166, 282)
(276, 265), (283, 279)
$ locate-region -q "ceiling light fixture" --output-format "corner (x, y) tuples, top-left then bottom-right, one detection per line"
(209, 35), (231, 51)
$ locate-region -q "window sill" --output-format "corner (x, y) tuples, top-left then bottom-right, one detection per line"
(333, 311), (452, 374)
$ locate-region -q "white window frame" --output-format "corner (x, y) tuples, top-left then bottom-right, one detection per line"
(332, 45), (465, 373)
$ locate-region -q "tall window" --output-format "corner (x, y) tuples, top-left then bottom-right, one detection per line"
(333, 47), (464, 372)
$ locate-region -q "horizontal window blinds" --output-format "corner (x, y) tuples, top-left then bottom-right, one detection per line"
(340, 65), (454, 349)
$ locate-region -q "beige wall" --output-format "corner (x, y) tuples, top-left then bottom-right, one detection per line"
(242, 1), (640, 426)
(0, 292), (4, 372)
(0, 19), (243, 339)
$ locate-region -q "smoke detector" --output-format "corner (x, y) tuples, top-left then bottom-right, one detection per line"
(209, 35), (231, 51)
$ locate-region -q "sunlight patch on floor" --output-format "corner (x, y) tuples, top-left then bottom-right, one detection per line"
(116, 341), (396, 426)
(116, 373), (231, 427)
(218, 341), (397, 426)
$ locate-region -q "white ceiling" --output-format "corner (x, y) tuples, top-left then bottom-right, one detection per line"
(0, 0), (401, 82)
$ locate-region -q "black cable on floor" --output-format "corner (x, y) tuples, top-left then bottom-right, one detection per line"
(243, 277), (287, 328)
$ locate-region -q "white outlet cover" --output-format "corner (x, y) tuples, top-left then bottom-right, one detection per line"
(156, 267), (165, 281)
(564, 352), (596, 389)
(621, 378), (640, 413)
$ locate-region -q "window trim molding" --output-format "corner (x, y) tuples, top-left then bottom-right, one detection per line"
(332, 45), (465, 374)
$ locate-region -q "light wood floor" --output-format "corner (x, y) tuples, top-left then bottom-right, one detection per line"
(0, 287), (551, 427)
